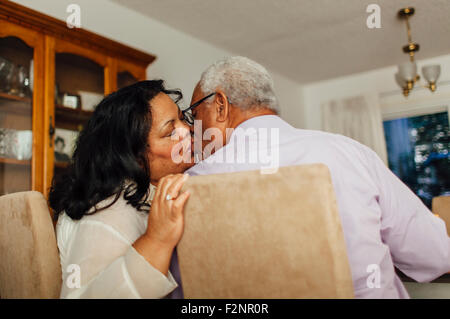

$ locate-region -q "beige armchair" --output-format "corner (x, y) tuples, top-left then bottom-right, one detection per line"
(0, 191), (61, 298)
(0, 165), (353, 299)
(432, 196), (450, 236)
(178, 164), (354, 298)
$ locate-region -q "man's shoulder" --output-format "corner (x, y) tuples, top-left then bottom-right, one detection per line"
(187, 130), (370, 177)
(291, 128), (370, 154)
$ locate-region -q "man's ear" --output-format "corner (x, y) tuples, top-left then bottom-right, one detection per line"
(214, 90), (229, 123)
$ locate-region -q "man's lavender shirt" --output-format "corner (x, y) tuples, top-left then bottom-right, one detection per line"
(185, 115), (450, 298)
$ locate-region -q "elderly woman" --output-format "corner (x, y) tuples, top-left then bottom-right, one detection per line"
(49, 80), (193, 298)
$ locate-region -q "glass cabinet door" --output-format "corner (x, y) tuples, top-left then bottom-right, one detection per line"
(117, 70), (138, 89)
(0, 29), (44, 195)
(0, 36), (33, 194)
(117, 59), (146, 90)
(51, 48), (106, 183)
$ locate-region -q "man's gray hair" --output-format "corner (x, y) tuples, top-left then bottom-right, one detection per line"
(199, 56), (279, 112)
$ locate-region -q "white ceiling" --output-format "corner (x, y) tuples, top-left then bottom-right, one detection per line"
(111, 0), (450, 84)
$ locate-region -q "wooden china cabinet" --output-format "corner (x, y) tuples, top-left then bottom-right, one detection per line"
(0, 0), (155, 198)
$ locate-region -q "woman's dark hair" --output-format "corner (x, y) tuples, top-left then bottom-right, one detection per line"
(49, 80), (182, 221)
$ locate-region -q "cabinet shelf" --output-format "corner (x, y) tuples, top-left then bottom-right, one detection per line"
(0, 157), (31, 166)
(0, 92), (32, 116)
(55, 105), (93, 130)
(56, 105), (93, 117)
(54, 161), (69, 169)
(0, 92), (32, 103)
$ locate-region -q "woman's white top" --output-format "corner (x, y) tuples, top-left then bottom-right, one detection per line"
(56, 184), (178, 298)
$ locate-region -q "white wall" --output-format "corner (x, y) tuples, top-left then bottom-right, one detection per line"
(271, 73), (304, 128)
(12, 0), (305, 128)
(11, 1), (450, 132)
(303, 54), (450, 130)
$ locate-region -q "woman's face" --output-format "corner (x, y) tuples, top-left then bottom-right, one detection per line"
(148, 92), (194, 184)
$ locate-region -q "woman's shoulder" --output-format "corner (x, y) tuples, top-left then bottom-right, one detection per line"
(59, 194), (148, 245)
(91, 194), (148, 237)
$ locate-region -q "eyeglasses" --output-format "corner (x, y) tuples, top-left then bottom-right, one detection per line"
(182, 92), (216, 125)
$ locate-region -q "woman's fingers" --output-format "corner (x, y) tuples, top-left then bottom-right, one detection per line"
(160, 174), (181, 201)
(158, 174), (186, 202)
(152, 174), (190, 221)
(145, 175), (190, 249)
(167, 174), (189, 200)
(155, 174), (177, 202)
(154, 174), (172, 199)
(171, 190), (190, 218)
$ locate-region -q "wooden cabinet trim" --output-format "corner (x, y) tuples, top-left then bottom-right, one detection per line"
(53, 37), (108, 68)
(105, 57), (117, 94)
(117, 59), (147, 82)
(0, 19), (41, 48)
(0, 19), (45, 194)
(43, 35), (55, 196)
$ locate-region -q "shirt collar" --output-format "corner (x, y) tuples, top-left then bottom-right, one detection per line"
(235, 115), (289, 130)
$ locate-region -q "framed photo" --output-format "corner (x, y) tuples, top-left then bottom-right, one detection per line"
(62, 93), (81, 109)
(54, 128), (78, 163)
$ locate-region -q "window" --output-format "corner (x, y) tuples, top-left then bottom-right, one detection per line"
(383, 111), (450, 208)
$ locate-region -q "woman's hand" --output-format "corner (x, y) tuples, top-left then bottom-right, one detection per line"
(133, 173), (190, 276)
(145, 173), (190, 248)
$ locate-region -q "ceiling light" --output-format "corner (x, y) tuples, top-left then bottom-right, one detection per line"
(395, 7), (441, 97)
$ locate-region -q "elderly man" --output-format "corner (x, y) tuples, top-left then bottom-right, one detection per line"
(181, 56), (450, 298)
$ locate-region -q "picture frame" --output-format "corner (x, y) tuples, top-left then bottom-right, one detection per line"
(54, 128), (78, 163)
(62, 93), (81, 109)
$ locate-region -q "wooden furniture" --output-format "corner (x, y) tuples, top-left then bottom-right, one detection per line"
(432, 196), (450, 275)
(178, 164), (354, 298)
(0, 191), (61, 298)
(432, 196), (450, 236)
(0, 0), (155, 199)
